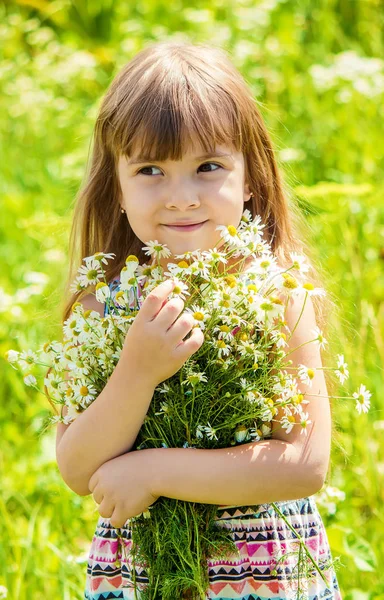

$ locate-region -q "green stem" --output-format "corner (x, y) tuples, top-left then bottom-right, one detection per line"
(270, 502), (329, 586)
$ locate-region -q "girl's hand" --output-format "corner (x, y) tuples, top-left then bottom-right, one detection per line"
(121, 278), (204, 387)
(88, 450), (160, 528)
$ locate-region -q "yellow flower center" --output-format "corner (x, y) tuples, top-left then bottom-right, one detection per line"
(260, 302), (273, 311)
(126, 254), (139, 263)
(282, 274), (298, 289)
(95, 282), (107, 290)
(79, 386), (89, 396)
(177, 261), (189, 269)
(216, 340), (227, 349)
(219, 325), (230, 333)
(303, 282), (314, 291)
(247, 284), (257, 293)
(193, 311), (205, 321)
(227, 225), (237, 237)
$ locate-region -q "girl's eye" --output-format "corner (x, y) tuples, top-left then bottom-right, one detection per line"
(198, 162), (222, 173)
(136, 162), (222, 176)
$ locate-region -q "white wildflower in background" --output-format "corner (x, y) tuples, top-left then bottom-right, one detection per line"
(335, 354), (349, 384)
(5, 349), (19, 364)
(353, 384), (371, 414)
(24, 373), (37, 387)
(315, 485), (346, 516)
(17, 349), (38, 371)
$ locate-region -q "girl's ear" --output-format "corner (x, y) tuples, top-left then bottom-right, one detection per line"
(243, 183), (252, 202)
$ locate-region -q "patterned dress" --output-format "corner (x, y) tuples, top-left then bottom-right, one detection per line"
(84, 275), (342, 600)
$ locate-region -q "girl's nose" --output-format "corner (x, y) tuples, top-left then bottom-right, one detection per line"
(164, 190), (201, 210)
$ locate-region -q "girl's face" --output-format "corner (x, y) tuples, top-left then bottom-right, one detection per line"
(117, 140), (252, 270)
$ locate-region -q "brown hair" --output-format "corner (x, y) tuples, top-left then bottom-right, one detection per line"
(61, 40), (341, 472)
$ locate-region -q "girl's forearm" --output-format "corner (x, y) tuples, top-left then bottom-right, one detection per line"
(150, 440), (324, 506)
(56, 353), (156, 496)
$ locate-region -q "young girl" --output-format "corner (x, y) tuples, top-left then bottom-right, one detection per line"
(56, 40), (342, 599)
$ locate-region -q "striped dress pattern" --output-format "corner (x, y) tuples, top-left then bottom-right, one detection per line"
(84, 275), (342, 600)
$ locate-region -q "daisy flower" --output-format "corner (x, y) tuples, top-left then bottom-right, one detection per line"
(215, 339), (231, 359)
(73, 380), (98, 408)
(23, 373), (37, 387)
(69, 276), (87, 294)
(84, 252), (116, 266)
(300, 412), (312, 434)
(353, 384), (371, 414)
(166, 260), (193, 278)
(215, 224), (244, 248)
(213, 323), (234, 342)
(234, 425), (249, 443)
(201, 248), (228, 267)
(281, 413), (296, 434)
(157, 383), (171, 394)
(155, 401), (170, 416)
(295, 282), (327, 297)
(311, 326), (328, 350)
(77, 259), (104, 287)
(184, 304), (209, 330)
(204, 422), (218, 441)
(5, 349), (19, 364)
(289, 252), (310, 274)
(183, 372), (208, 387)
(18, 349), (39, 371)
(196, 424), (205, 439)
(142, 240), (172, 259)
(169, 278), (190, 302)
(335, 354), (349, 384)
(297, 364), (316, 387)
(95, 282), (111, 303)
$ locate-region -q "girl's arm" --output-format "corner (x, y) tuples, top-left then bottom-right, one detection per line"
(56, 293), (156, 497)
(149, 291), (331, 505)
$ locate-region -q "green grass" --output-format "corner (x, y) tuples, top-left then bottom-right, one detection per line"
(1, 1), (383, 597)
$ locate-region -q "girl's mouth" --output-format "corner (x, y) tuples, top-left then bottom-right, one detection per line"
(163, 220), (208, 232)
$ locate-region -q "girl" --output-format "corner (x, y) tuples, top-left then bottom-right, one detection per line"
(56, 40), (342, 599)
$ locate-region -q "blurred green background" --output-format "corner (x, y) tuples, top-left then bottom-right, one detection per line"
(1, 0), (383, 598)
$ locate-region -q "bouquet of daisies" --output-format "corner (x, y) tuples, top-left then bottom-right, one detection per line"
(6, 209), (371, 600)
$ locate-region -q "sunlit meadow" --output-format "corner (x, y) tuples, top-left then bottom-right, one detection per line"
(1, 1), (383, 598)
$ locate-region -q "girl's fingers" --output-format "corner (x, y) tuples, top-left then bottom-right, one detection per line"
(110, 508), (129, 529)
(98, 497), (115, 520)
(139, 279), (176, 321)
(166, 311), (195, 344)
(155, 296), (185, 331)
(174, 326), (204, 359)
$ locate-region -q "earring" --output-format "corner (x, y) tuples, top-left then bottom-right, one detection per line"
(121, 207), (126, 214)
(249, 192), (254, 200)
